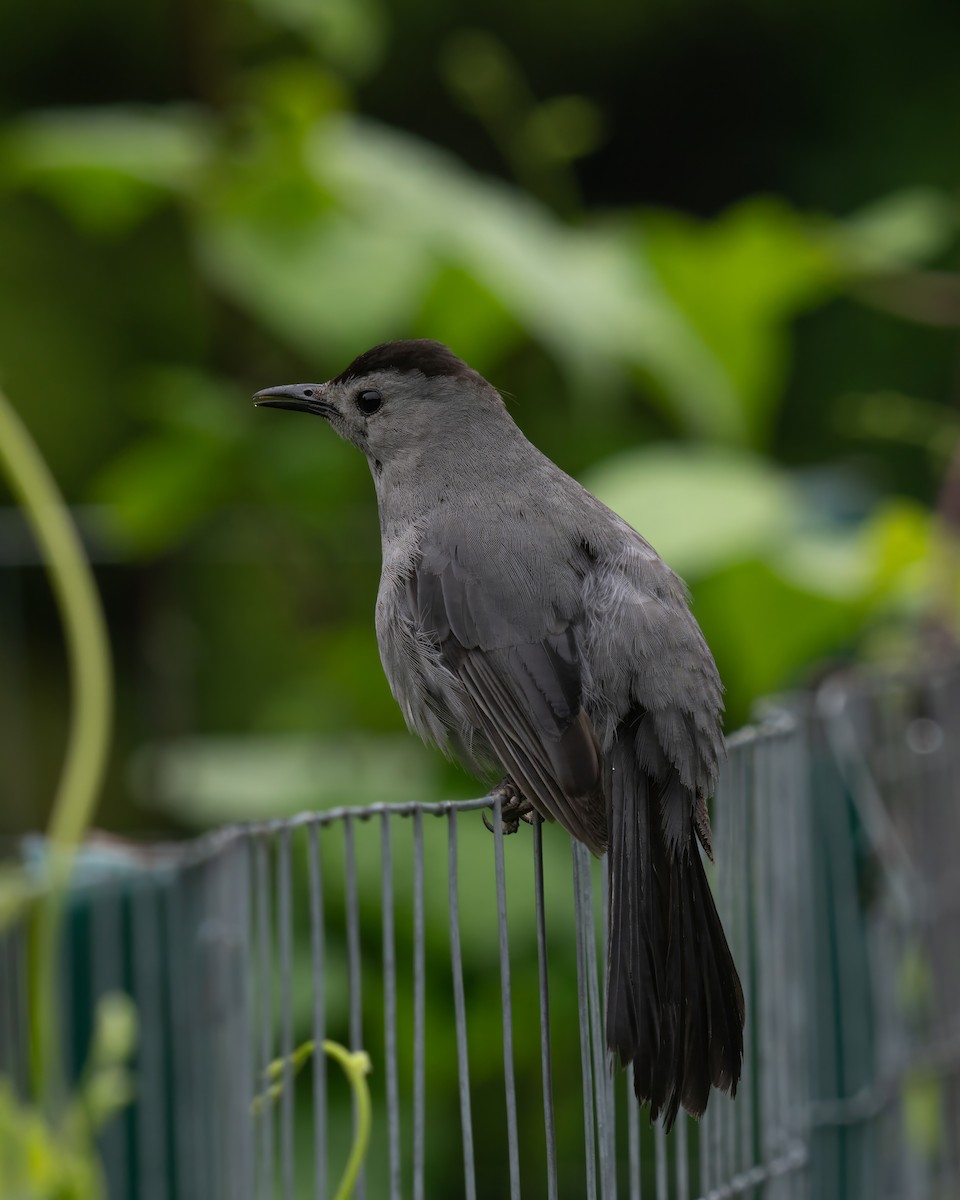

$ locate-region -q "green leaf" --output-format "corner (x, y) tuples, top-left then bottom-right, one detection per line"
(773, 498), (933, 606)
(415, 265), (525, 369)
(81, 1069), (136, 1132)
(694, 559), (861, 713)
(246, 0), (387, 77)
(199, 209), (433, 360)
(3, 108), (211, 234)
(88, 994), (138, 1069)
(903, 1069), (942, 1157)
(520, 95), (604, 164)
(92, 431), (229, 555)
(581, 443), (798, 580)
(0, 1079), (104, 1199)
(640, 198), (837, 445)
(90, 369), (246, 554)
(864, 499), (933, 596)
(834, 187), (957, 274)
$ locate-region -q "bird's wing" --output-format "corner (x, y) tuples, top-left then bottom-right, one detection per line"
(406, 541), (607, 854)
(580, 526), (725, 856)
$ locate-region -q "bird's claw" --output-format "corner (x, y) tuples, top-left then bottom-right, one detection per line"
(482, 780), (536, 836)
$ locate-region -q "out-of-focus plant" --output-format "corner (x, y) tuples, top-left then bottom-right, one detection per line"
(0, 391), (112, 865)
(0, 993), (137, 1200)
(440, 29), (604, 213)
(0, 387), (112, 1083)
(254, 1038), (372, 1200)
(0, 389), (121, 1192)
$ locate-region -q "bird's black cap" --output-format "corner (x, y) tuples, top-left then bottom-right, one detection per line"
(332, 339), (477, 386)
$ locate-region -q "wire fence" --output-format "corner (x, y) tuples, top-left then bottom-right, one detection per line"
(2, 663), (959, 1199)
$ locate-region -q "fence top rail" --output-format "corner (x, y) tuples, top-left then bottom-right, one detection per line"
(7, 710), (801, 899)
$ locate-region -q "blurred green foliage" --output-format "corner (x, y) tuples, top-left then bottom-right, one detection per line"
(0, 0), (955, 819)
(2, 21), (957, 815)
(0, 993), (136, 1200)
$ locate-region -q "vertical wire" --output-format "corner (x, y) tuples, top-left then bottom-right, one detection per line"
(198, 870), (215, 1200)
(733, 745), (753, 1185)
(380, 812), (402, 1200)
(205, 863), (223, 1200)
(626, 1078), (641, 1200)
(580, 844), (614, 1200)
(533, 817), (559, 1200)
(342, 815), (365, 1200)
(572, 840), (599, 1200)
(236, 839), (257, 1200)
(768, 733), (791, 1200)
(781, 727), (802, 1200)
(448, 810), (477, 1200)
(278, 828), (295, 1200)
(307, 824), (328, 1200)
(208, 857), (226, 1200)
(167, 874), (196, 1200)
(212, 855), (230, 1200)
(412, 809), (426, 1200)
(59, 893), (73, 1128)
(255, 837), (275, 1200)
(768, 733), (790, 1182)
(702, 757), (729, 1199)
(792, 724), (813, 1196)
(715, 749), (735, 1194)
(599, 853), (617, 1200)
(753, 737), (776, 1179)
(795, 724), (813, 1198)
(791, 724), (812, 1200)
(214, 851), (244, 1200)
(699, 1103), (711, 1199)
(675, 1114), (689, 1200)
(492, 795), (522, 1200)
(132, 885), (165, 1200)
(654, 1119), (668, 1200)
(200, 864), (219, 1200)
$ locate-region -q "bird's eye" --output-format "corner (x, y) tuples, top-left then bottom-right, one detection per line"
(356, 389), (383, 416)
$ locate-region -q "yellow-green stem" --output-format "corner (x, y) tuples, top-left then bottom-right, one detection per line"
(255, 1039), (372, 1198)
(322, 1041), (371, 1200)
(0, 389), (113, 1100)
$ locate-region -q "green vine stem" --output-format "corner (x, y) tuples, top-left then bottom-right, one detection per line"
(0, 389), (113, 1100)
(255, 1039), (372, 1199)
(320, 1041), (372, 1200)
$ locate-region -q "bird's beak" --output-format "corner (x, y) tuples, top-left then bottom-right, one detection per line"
(253, 384), (329, 415)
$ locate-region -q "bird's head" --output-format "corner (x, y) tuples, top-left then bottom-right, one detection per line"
(254, 339), (501, 472)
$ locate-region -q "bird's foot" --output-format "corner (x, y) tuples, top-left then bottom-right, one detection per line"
(482, 778), (536, 836)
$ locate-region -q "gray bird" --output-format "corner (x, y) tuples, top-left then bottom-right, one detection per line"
(255, 339), (744, 1126)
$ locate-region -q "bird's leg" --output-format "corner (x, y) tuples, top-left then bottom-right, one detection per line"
(482, 777), (536, 836)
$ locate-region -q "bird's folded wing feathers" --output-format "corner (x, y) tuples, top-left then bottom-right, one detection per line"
(407, 547), (607, 853)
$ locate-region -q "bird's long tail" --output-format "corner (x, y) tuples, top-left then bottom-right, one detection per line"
(604, 732), (744, 1129)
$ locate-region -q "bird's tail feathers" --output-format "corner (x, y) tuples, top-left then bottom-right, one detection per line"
(604, 735), (744, 1129)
